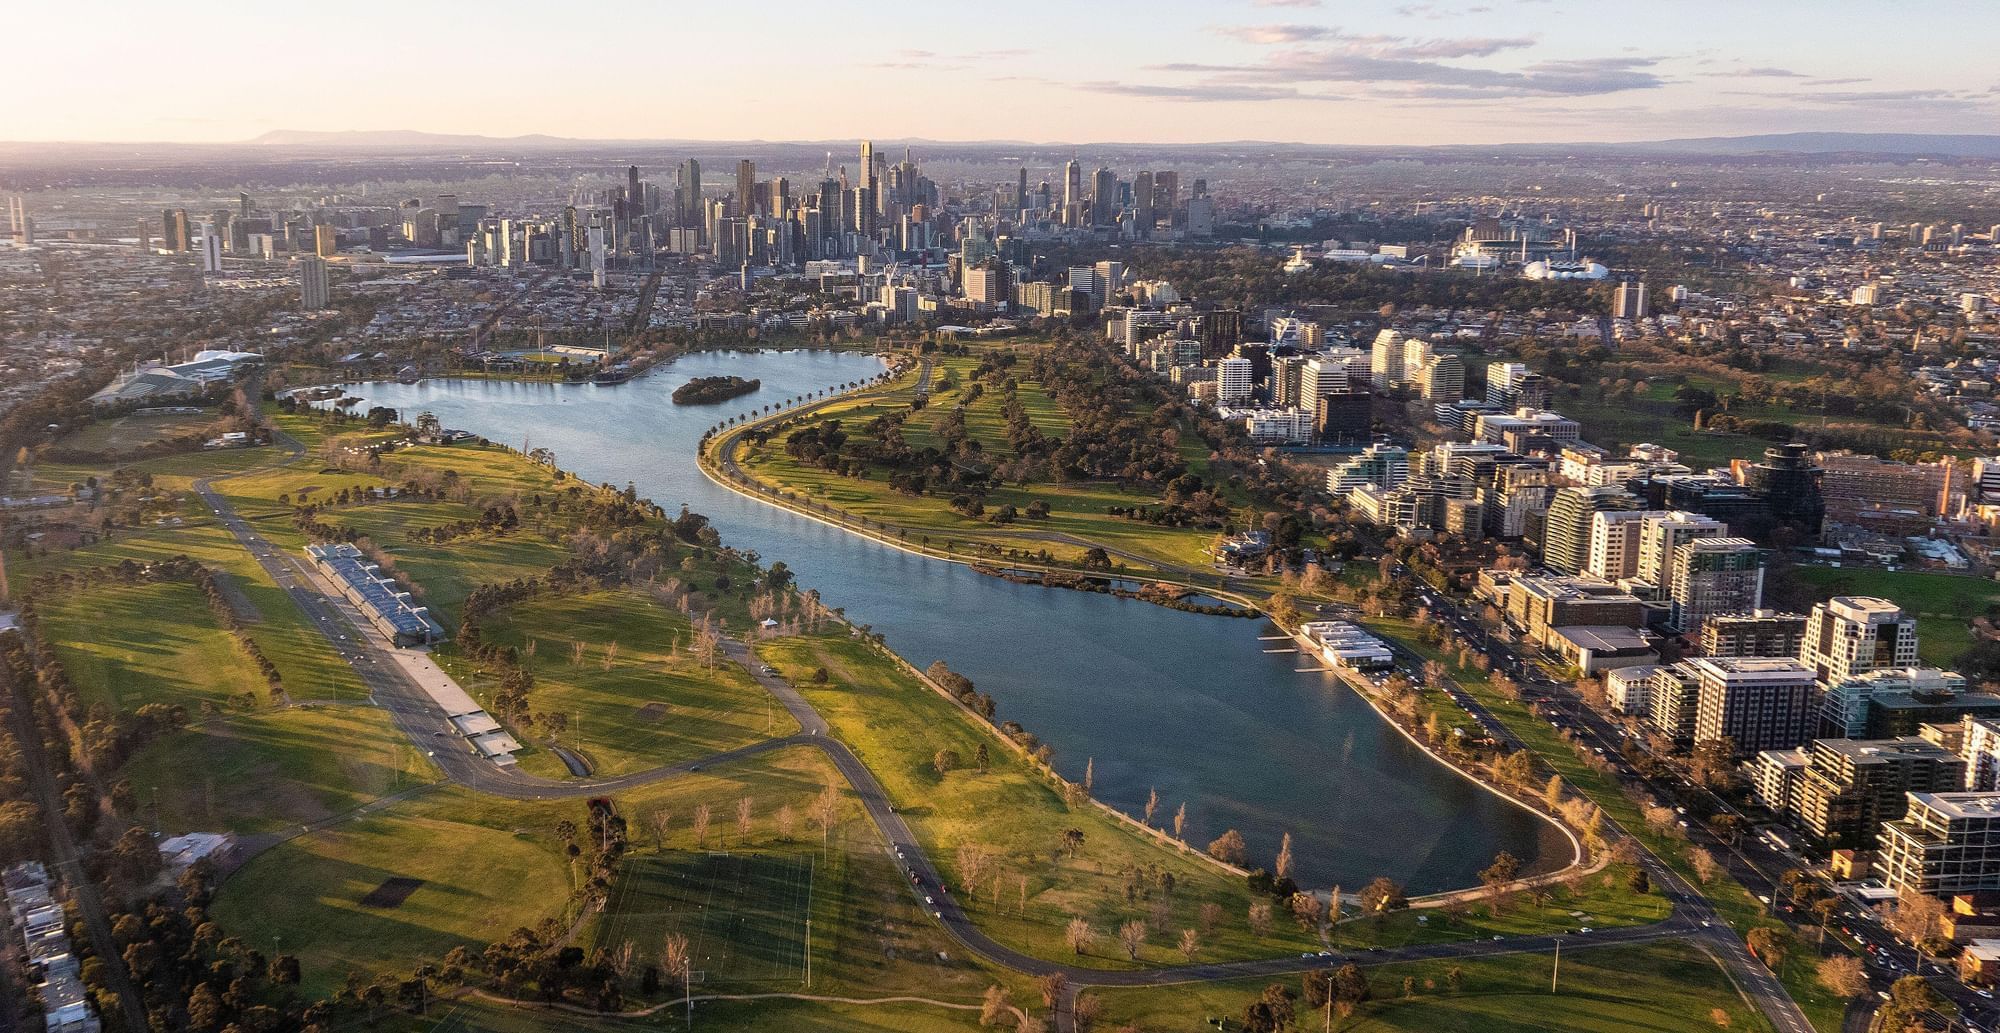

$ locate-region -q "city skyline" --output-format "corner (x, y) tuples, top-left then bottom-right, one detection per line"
(11, 0), (1998, 146)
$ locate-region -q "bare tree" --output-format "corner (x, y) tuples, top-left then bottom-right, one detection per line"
(1817, 955), (1868, 998)
(601, 640), (618, 670)
(1073, 994), (1103, 1033)
(736, 796), (753, 843)
(774, 803), (797, 841)
(660, 932), (690, 994)
(1178, 927), (1201, 961)
(1174, 802), (1186, 841)
(1064, 917), (1096, 955)
(1248, 902), (1274, 937)
(1037, 972), (1068, 1010)
(692, 803), (712, 848)
(1690, 846), (1721, 885)
(1275, 831), (1295, 883)
(1083, 757), (1094, 796)
(648, 808), (671, 849)
(979, 985), (1012, 1027)
(1144, 787), (1160, 826)
(1198, 902), (1223, 935)
(810, 783), (841, 846)
(571, 640), (587, 666)
(611, 939), (635, 980)
(1118, 920), (1148, 961)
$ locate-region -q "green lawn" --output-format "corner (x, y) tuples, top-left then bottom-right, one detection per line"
(1094, 939), (1774, 1033)
(40, 579), (270, 712)
(756, 633), (1321, 970)
(463, 589), (794, 779)
(121, 704), (432, 836)
(213, 786), (576, 998)
(1792, 565), (2000, 666)
(57, 410), (220, 454)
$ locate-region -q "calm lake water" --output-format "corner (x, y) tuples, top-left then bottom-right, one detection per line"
(348, 350), (1560, 892)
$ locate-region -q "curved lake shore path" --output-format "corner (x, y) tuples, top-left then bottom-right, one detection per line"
(178, 383), (1811, 1033)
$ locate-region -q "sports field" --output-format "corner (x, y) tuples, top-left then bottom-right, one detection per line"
(593, 851), (816, 987)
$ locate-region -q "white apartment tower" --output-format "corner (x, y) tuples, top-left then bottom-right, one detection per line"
(1801, 597), (1920, 685)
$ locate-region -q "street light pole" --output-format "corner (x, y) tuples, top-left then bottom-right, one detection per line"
(1551, 938), (1562, 993)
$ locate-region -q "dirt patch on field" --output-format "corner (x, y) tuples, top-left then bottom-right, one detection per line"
(359, 876), (424, 908)
(635, 702), (670, 722)
(810, 644), (860, 686)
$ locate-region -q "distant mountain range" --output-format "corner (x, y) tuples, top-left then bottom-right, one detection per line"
(235, 128), (2000, 159)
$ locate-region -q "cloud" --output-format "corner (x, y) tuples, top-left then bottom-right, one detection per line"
(1246, 48), (1667, 97)
(1215, 24), (1534, 59)
(876, 47), (1032, 71)
(1801, 77), (1870, 87)
(1251, 0), (1321, 6)
(1703, 66), (1806, 78)
(1074, 81), (1312, 102)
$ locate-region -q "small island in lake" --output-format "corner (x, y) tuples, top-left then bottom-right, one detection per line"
(671, 375), (760, 405)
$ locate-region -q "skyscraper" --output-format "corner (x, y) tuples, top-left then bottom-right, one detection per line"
(1017, 166), (1029, 216)
(1801, 597), (1919, 685)
(164, 208), (192, 252)
(199, 223), (224, 272)
(1063, 159), (1082, 221)
(1091, 167), (1117, 227)
(1746, 443), (1825, 533)
(298, 256), (329, 310)
(859, 141), (875, 192)
(313, 224), (337, 258)
(627, 165), (642, 213)
(737, 160), (757, 217)
(1667, 537), (1764, 636)
(1133, 171), (1155, 235)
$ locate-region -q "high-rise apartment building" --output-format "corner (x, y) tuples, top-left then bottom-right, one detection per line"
(1792, 738), (1965, 850)
(1801, 597), (1920, 685)
(1667, 537), (1764, 636)
(199, 223), (224, 272)
(298, 256), (329, 310)
(1688, 656), (1817, 754)
(1635, 511), (1728, 591)
(313, 224), (338, 258)
(1612, 275), (1648, 319)
(1217, 356), (1254, 404)
(1543, 486), (1641, 576)
(1746, 443), (1825, 533)
(1880, 793), (2000, 897)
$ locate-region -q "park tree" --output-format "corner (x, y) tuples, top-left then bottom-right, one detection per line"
(1065, 917), (1096, 955)
(1118, 920), (1148, 960)
(1275, 831), (1295, 882)
(1207, 828), (1249, 865)
(1179, 928), (1201, 961)
(1817, 955), (1868, 999)
(980, 985), (1012, 1026)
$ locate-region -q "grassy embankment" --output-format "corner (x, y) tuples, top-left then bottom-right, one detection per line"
(1094, 939), (1775, 1033)
(756, 632), (1322, 970)
(728, 352), (1248, 578)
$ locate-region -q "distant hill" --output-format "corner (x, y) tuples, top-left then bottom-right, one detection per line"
(246, 129), (589, 149)
(1612, 132), (2000, 158)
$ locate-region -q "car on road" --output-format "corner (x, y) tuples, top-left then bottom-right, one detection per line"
(1300, 952), (1316, 959)
(925, 895), (935, 905)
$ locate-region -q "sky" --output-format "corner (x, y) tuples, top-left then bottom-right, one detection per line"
(11, 0), (1999, 146)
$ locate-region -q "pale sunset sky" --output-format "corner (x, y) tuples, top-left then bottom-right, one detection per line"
(11, 0), (1996, 144)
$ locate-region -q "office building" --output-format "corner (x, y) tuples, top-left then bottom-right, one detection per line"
(1313, 391), (1372, 446)
(1818, 451), (1954, 524)
(298, 256), (328, 310)
(1880, 792), (2000, 897)
(313, 224), (338, 258)
(1802, 597), (1920, 685)
(1821, 667), (1991, 739)
(1417, 353), (1465, 401)
(1688, 656), (1817, 754)
(736, 160), (757, 217)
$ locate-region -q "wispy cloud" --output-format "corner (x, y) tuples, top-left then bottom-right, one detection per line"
(1244, 49), (1667, 97)
(1215, 24), (1535, 59)
(1251, 0), (1321, 7)
(875, 47), (1032, 71)
(1075, 81), (1314, 102)
(1703, 66), (1806, 78)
